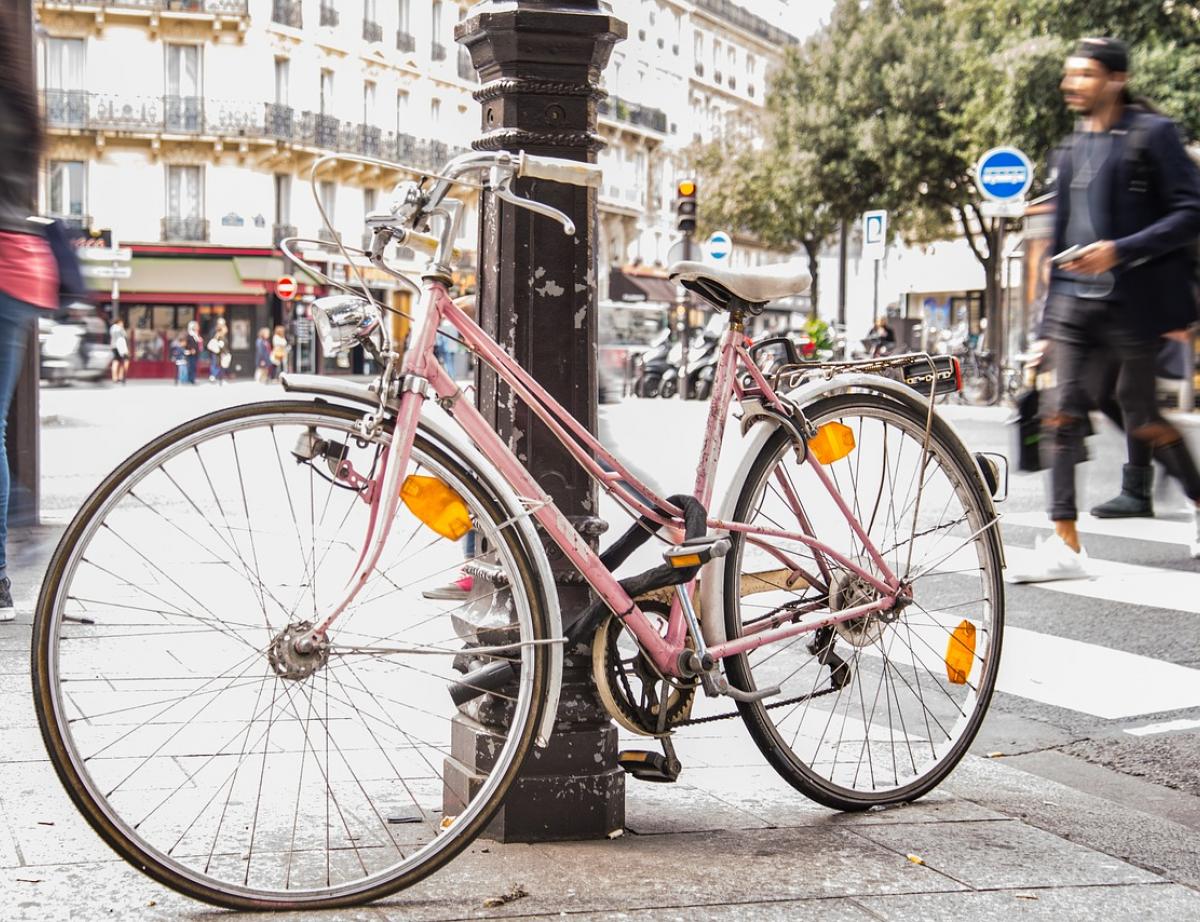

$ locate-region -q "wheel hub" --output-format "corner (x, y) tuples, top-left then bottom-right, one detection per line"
(268, 621), (330, 681)
(828, 569), (886, 648)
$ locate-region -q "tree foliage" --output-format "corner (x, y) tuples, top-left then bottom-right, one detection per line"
(689, 0), (1200, 320)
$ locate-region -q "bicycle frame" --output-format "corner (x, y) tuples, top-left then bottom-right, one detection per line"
(305, 276), (902, 681)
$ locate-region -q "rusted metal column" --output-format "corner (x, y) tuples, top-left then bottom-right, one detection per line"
(446, 1), (626, 841)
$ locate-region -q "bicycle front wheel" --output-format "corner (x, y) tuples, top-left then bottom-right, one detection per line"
(32, 400), (552, 910)
(723, 392), (1003, 810)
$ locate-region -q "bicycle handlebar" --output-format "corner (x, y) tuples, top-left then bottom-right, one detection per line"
(517, 153), (603, 188)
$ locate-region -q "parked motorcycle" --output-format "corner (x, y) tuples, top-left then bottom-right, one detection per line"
(632, 328), (674, 398)
(39, 305), (110, 385)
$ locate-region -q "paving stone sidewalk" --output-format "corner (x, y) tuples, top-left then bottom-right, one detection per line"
(3, 526), (1200, 921)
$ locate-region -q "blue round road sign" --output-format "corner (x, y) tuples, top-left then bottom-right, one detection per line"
(706, 231), (732, 261)
(975, 147), (1033, 202)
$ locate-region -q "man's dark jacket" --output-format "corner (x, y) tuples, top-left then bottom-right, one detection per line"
(1049, 106), (1200, 338)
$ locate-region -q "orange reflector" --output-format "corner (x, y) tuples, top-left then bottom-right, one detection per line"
(400, 475), (472, 540)
(945, 619), (976, 685)
(669, 553), (703, 568)
(808, 421), (856, 465)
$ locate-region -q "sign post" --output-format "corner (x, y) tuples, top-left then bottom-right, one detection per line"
(863, 209), (887, 321)
(974, 147), (1034, 386)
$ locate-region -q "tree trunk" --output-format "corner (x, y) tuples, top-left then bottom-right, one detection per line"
(803, 239), (821, 319)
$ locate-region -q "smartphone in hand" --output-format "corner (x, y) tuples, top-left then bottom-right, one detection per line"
(1050, 245), (1082, 267)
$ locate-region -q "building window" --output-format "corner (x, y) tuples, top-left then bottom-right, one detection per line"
(321, 67), (336, 115)
(363, 80), (376, 124)
(364, 187), (377, 217)
(398, 0), (410, 32)
(396, 88), (410, 130)
(165, 164), (204, 240)
(45, 37), (85, 91)
(47, 160), (86, 218)
(274, 57), (289, 105)
(319, 180), (337, 224)
(430, 98), (441, 123)
(432, 1), (443, 38)
(165, 44), (202, 131)
(274, 173), (291, 226)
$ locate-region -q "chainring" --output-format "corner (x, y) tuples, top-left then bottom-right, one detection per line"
(591, 601), (697, 737)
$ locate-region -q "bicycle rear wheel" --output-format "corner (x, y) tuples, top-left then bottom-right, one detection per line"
(32, 400), (552, 910)
(723, 392), (1003, 810)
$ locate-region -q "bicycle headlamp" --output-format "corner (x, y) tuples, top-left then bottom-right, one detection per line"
(311, 296), (381, 356)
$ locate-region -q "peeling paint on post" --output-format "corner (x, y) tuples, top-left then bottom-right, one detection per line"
(446, 0), (629, 843)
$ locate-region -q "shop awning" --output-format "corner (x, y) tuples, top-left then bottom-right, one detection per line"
(608, 268), (679, 305)
(86, 257), (267, 304)
(232, 256), (286, 282)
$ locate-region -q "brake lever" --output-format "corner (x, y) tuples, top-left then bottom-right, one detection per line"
(494, 179), (576, 236)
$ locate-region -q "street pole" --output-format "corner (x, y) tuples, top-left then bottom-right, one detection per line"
(837, 219), (848, 348)
(992, 217), (1006, 403)
(872, 256), (880, 323)
(679, 229), (692, 400)
(452, 0), (626, 842)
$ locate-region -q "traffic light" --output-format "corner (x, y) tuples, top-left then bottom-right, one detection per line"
(675, 178), (697, 234)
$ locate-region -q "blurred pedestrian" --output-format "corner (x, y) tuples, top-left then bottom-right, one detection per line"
(865, 317), (895, 357)
(109, 316), (130, 384)
(1012, 37), (1200, 582)
(185, 320), (202, 384)
(270, 324), (289, 379)
(170, 334), (189, 385)
(0, 25), (59, 621)
(207, 317), (230, 384)
(254, 327), (271, 383)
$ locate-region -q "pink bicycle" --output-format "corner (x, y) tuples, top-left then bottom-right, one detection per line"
(32, 150), (1004, 910)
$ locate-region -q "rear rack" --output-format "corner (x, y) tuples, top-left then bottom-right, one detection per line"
(770, 353), (961, 401)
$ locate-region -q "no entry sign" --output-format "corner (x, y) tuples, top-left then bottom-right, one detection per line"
(276, 276), (298, 300)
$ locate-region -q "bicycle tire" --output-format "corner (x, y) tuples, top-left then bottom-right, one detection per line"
(722, 391), (1004, 810)
(32, 400), (552, 910)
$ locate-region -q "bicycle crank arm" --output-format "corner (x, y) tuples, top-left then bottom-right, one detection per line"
(693, 661), (780, 703)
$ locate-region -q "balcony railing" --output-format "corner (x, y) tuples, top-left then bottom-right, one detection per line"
(319, 3), (339, 27)
(162, 216), (209, 242)
(44, 1), (249, 12)
(396, 30), (415, 52)
(693, 0), (799, 48)
(597, 94), (668, 134)
(43, 91), (469, 173)
(164, 95), (203, 132)
(265, 101), (294, 140)
(271, 0), (302, 29)
(431, 41), (447, 61)
(457, 48), (476, 82)
(273, 223), (297, 247)
(362, 19), (382, 43)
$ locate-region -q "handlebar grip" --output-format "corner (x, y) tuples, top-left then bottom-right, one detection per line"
(518, 153), (603, 188)
(400, 229), (463, 262)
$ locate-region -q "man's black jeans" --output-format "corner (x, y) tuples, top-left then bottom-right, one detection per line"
(1043, 294), (1200, 521)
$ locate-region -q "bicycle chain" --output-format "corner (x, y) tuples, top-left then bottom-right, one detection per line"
(674, 685), (839, 726)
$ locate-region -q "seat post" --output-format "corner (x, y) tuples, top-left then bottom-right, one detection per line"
(728, 306), (745, 333)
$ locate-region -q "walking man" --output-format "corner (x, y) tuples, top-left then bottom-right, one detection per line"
(1012, 37), (1200, 582)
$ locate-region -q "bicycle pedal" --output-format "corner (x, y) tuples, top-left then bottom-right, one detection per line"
(618, 749), (680, 783)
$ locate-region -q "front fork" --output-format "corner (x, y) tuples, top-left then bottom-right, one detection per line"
(294, 389), (424, 653)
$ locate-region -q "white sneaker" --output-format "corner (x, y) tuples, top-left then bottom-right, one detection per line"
(1008, 533), (1090, 583)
